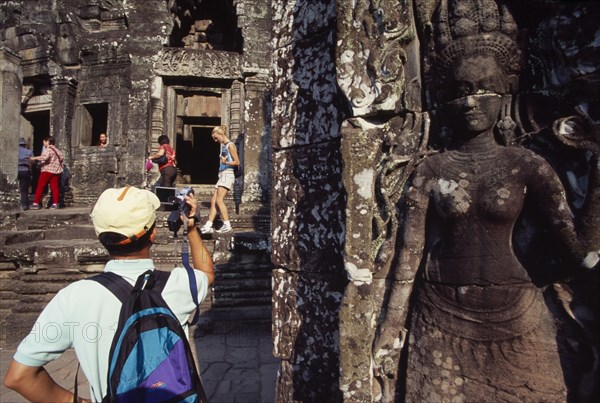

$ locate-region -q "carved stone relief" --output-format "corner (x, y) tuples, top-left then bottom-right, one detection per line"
(336, 0), (419, 117)
(155, 48), (242, 79)
(336, 0), (600, 402)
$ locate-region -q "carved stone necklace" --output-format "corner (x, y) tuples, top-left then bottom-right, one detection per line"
(445, 134), (503, 176)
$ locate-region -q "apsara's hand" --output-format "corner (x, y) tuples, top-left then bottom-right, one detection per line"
(553, 107), (600, 155)
(372, 325), (406, 378)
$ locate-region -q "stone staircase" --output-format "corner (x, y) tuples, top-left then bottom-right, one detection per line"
(0, 202), (272, 348)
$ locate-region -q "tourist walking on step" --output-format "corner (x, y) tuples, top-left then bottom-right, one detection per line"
(200, 125), (240, 234)
(3, 186), (214, 402)
(17, 138), (33, 210)
(30, 136), (63, 210)
(149, 134), (177, 188)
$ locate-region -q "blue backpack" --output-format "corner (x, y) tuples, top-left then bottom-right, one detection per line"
(90, 270), (207, 403)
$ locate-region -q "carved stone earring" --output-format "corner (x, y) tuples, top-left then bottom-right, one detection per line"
(438, 125), (452, 151)
(496, 94), (517, 146)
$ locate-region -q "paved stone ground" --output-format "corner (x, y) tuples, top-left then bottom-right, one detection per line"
(0, 319), (279, 403)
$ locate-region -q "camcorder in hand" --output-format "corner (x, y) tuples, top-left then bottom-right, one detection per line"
(167, 187), (195, 234)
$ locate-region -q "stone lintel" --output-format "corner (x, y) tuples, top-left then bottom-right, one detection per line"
(156, 48), (243, 79)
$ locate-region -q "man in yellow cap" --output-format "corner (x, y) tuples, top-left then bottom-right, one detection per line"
(4, 186), (214, 402)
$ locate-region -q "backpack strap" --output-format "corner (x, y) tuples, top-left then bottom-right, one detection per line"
(180, 229), (200, 326)
(148, 270), (171, 294)
(182, 248), (200, 326)
(88, 272), (133, 303)
(90, 270), (172, 303)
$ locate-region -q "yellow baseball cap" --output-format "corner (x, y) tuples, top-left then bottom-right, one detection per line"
(91, 186), (160, 243)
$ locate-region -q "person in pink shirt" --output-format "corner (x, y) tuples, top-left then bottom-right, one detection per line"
(30, 136), (64, 209)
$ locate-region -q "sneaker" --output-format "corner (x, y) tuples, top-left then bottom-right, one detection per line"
(30, 203), (41, 210)
(200, 224), (214, 234)
(49, 204), (59, 209)
(216, 223), (232, 233)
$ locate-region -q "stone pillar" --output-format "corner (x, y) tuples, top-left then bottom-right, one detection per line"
(230, 79), (243, 139)
(0, 47), (23, 211)
(150, 77), (164, 142)
(270, 1), (347, 401)
(50, 77), (78, 166)
(242, 74), (270, 209)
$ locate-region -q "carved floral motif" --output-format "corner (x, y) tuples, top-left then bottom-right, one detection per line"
(155, 48), (242, 79)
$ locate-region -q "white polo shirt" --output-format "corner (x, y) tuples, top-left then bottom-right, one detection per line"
(13, 259), (209, 402)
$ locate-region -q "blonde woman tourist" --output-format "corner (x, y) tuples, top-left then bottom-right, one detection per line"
(200, 125), (240, 234)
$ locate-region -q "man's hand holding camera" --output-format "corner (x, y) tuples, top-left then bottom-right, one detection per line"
(167, 187), (197, 234)
(183, 192), (199, 229)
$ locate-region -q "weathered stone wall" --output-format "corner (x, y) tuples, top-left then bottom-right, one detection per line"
(0, 0), (275, 353)
(1, 0), (273, 209)
(333, 1), (600, 402)
(270, 0), (347, 401)
(0, 47), (22, 211)
(3, 0), (598, 401)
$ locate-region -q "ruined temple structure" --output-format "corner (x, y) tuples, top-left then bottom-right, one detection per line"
(1, 0), (600, 402)
(334, 1), (600, 402)
(0, 0), (271, 209)
(0, 0), (273, 364)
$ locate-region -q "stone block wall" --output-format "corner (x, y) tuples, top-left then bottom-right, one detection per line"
(270, 1), (348, 401)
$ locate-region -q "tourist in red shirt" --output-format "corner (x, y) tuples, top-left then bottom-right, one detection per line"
(149, 135), (177, 187)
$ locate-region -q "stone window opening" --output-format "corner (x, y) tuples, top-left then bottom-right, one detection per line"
(80, 103), (108, 147)
(168, 0), (243, 52)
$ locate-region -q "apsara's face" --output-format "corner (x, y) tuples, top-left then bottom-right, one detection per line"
(444, 54), (507, 134)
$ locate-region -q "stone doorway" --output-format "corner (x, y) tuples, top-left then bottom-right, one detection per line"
(176, 121), (220, 184)
(22, 109), (49, 156)
(164, 87), (227, 186)
(21, 109), (50, 191)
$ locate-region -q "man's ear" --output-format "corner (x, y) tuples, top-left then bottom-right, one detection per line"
(149, 227), (157, 243)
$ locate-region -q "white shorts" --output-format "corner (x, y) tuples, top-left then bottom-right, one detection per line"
(216, 169), (235, 190)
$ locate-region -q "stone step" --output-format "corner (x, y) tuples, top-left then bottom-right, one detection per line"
(196, 305), (272, 329)
(0, 225), (97, 247)
(0, 205), (273, 346)
(215, 270), (272, 280)
(213, 289), (271, 301)
(45, 225), (97, 240)
(0, 229), (45, 246)
(212, 277), (271, 291)
(212, 296), (272, 307)
(0, 239), (107, 271)
(216, 260), (272, 272)
(13, 207), (93, 231)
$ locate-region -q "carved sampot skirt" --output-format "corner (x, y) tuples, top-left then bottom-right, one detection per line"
(403, 281), (566, 402)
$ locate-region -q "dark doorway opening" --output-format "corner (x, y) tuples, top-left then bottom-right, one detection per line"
(177, 124), (220, 184)
(192, 126), (220, 184)
(23, 110), (50, 193)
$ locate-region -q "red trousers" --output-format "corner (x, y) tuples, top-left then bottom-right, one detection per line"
(34, 171), (60, 205)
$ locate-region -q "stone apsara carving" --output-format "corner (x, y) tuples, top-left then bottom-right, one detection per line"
(337, 0), (600, 401)
(370, 1), (600, 401)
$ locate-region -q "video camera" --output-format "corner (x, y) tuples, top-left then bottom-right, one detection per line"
(166, 187), (195, 234)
